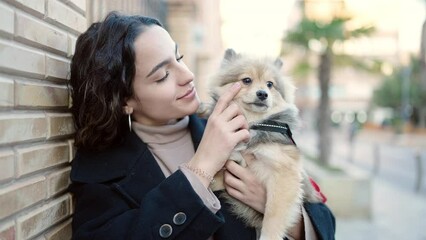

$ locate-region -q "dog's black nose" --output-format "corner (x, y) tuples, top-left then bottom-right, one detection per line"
(256, 90), (268, 101)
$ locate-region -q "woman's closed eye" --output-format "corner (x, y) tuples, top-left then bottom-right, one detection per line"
(156, 71), (169, 83)
(155, 55), (183, 83)
(176, 55), (184, 62)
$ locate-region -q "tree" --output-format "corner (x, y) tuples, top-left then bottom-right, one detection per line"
(373, 56), (426, 128)
(283, 16), (375, 166)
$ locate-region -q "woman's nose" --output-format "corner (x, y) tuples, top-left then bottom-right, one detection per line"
(177, 62), (194, 86)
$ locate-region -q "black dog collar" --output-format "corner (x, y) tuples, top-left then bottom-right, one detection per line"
(250, 121), (297, 145)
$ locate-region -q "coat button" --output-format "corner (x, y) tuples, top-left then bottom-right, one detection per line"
(159, 224), (173, 238)
(173, 212), (187, 225)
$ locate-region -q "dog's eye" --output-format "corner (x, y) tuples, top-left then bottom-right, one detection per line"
(241, 77), (252, 85)
(267, 81), (274, 88)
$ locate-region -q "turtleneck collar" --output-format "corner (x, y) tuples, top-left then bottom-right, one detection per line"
(132, 116), (190, 145)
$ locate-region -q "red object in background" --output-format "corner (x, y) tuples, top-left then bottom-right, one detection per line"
(309, 177), (327, 203)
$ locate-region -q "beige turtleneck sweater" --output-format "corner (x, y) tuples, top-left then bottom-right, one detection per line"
(132, 116), (221, 214)
(132, 116), (317, 240)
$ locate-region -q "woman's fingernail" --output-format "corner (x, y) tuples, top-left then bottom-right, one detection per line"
(233, 82), (241, 89)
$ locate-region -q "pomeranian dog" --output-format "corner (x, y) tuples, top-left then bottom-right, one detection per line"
(199, 49), (322, 240)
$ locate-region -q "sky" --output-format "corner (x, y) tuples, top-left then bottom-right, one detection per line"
(220, 0), (297, 57)
(220, 0), (425, 58)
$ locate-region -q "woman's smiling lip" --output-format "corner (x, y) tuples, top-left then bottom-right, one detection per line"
(177, 87), (196, 100)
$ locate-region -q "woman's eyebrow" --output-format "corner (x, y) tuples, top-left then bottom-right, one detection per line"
(146, 44), (178, 78)
(146, 59), (169, 78)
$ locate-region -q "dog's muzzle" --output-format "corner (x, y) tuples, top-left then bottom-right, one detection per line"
(256, 90), (268, 101)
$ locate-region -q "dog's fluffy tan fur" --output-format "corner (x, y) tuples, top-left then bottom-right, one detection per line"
(199, 49), (322, 240)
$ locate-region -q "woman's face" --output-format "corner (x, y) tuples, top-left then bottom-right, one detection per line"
(126, 25), (200, 125)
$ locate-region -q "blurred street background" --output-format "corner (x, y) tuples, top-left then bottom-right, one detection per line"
(1, 0), (426, 239)
(223, 1), (426, 238)
(296, 128), (426, 239)
(223, 0), (426, 239)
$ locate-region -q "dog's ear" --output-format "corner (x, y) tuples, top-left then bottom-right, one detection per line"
(274, 58), (283, 69)
(220, 48), (239, 68)
(224, 48), (238, 61)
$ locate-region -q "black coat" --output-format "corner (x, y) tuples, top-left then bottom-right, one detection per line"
(69, 115), (336, 240)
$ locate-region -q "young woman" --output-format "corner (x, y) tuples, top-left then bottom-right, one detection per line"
(68, 12), (335, 240)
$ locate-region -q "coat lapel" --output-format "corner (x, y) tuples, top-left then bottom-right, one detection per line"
(115, 115), (207, 204)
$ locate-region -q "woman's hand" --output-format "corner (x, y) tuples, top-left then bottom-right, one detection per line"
(224, 157), (306, 239)
(223, 155), (266, 213)
(189, 83), (250, 187)
(224, 155), (306, 239)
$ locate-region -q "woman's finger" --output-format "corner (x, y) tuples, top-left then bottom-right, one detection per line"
(225, 160), (267, 214)
(234, 129), (251, 145)
(224, 169), (244, 190)
(228, 115), (249, 132)
(212, 83), (241, 114)
(221, 102), (243, 122)
(225, 160), (250, 181)
(225, 184), (244, 200)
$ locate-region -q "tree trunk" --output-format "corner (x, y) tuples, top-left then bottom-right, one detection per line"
(317, 50), (332, 166)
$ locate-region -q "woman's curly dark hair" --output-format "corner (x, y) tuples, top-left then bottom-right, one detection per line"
(69, 12), (162, 151)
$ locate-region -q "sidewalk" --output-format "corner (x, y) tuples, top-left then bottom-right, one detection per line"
(295, 128), (426, 240)
(334, 164), (426, 240)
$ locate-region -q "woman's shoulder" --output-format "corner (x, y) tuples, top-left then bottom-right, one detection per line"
(70, 131), (147, 184)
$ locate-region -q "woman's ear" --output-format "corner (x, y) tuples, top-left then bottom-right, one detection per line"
(123, 105), (133, 115)
(123, 96), (135, 114)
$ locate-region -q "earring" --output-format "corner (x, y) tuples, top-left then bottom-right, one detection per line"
(128, 114), (132, 132)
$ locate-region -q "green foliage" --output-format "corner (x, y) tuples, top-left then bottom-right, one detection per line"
(284, 17), (375, 51)
(346, 25), (375, 38)
(412, 80), (426, 106)
(373, 56), (426, 110)
(292, 59), (312, 78)
(373, 74), (403, 108)
(283, 16), (378, 78)
(334, 54), (383, 73)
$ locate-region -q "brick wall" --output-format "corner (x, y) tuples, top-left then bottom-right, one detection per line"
(0, 0), (86, 239)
